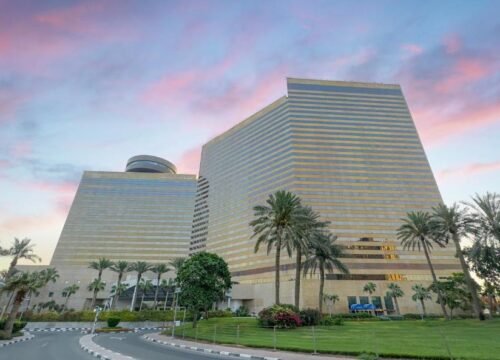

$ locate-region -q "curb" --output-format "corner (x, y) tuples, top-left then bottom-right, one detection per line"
(79, 334), (135, 360)
(27, 327), (91, 332)
(0, 331), (35, 347)
(142, 334), (280, 360)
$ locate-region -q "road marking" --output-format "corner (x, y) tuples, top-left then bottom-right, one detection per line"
(41, 342), (48, 347)
(109, 336), (125, 340)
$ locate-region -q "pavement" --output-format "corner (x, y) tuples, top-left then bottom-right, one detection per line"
(0, 331), (34, 348)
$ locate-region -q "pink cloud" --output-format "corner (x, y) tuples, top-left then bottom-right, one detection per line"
(437, 160), (500, 182)
(434, 57), (492, 93)
(401, 43), (423, 55)
(176, 147), (202, 174)
(9, 141), (32, 159)
(443, 34), (462, 54)
(332, 48), (376, 68)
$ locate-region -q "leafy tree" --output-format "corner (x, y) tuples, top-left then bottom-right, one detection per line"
(3, 238), (41, 279)
(386, 283), (404, 315)
(110, 261), (130, 310)
(62, 284), (79, 311)
(303, 232), (348, 314)
(397, 211), (449, 318)
(87, 278), (106, 308)
(323, 293), (339, 316)
(429, 273), (474, 319)
(88, 258), (113, 308)
(412, 284), (432, 317)
(176, 252), (231, 327)
(138, 279), (153, 311)
(152, 264), (170, 309)
(250, 190), (309, 304)
(432, 203), (484, 320)
(363, 282), (377, 307)
(129, 261), (153, 311)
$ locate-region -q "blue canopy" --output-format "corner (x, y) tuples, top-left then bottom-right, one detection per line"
(350, 303), (376, 311)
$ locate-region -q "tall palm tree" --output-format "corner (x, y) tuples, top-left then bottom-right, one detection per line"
(169, 258), (186, 274)
(129, 261), (153, 311)
(412, 284), (432, 317)
(138, 279), (153, 311)
(303, 232), (349, 314)
(88, 258), (113, 309)
(152, 264), (170, 309)
(250, 190), (309, 304)
(4, 238), (41, 278)
(323, 293), (339, 316)
(110, 283), (128, 308)
(397, 211), (449, 318)
(466, 192), (500, 245)
(160, 278), (174, 310)
(62, 284), (80, 311)
(0, 271), (49, 338)
(27, 267), (59, 311)
(87, 279), (106, 308)
(363, 282), (377, 306)
(110, 261), (130, 310)
(293, 206), (327, 308)
(432, 203), (484, 320)
(386, 283), (404, 315)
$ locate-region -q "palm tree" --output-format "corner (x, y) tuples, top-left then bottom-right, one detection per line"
(62, 284), (80, 310)
(363, 282), (377, 306)
(466, 192), (500, 245)
(250, 190), (309, 304)
(151, 264), (170, 309)
(169, 258), (186, 274)
(0, 271), (49, 338)
(87, 279), (106, 308)
(138, 279), (153, 311)
(129, 261), (153, 311)
(160, 278), (174, 310)
(412, 284), (432, 317)
(386, 283), (404, 315)
(432, 203), (484, 320)
(88, 258), (113, 309)
(110, 261), (130, 310)
(4, 238), (41, 278)
(303, 232), (349, 314)
(26, 267), (59, 311)
(293, 206), (327, 308)
(323, 293), (339, 316)
(397, 211), (449, 318)
(110, 283), (128, 308)
(482, 282), (499, 319)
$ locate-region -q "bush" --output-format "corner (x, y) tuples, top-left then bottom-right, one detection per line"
(107, 317), (120, 328)
(299, 308), (321, 326)
(234, 305), (250, 317)
(258, 305), (302, 329)
(207, 310), (232, 318)
(403, 313), (442, 320)
(321, 316), (344, 326)
(0, 320), (27, 333)
(279, 303), (300, 313)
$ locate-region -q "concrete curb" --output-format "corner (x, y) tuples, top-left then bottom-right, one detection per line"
(142, 333), (280, 360)
(0, 331), (35, 347)
(26, 326), (163, 333)
(79, 334), (135, 360)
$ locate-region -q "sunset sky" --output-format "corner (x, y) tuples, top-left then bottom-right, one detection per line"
(0, 0), (499, 267)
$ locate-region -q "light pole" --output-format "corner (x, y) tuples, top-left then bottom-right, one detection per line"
(91, 306), (102, 334)
(171, 287), (181, 338)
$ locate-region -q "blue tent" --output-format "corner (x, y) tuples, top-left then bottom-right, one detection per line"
(350, 303), (376, 311)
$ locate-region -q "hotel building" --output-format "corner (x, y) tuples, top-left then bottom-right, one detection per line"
(191, 78), (461, 313)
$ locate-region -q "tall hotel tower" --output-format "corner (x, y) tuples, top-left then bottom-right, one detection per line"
(192, 78), (461, 313)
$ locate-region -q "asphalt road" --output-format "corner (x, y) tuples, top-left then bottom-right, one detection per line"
(94, 331), (233, 360)
(0, 331), (94, 360)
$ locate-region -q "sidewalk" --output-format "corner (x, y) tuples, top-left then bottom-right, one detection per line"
(80, 334), (135, 360)
(144, 332), (355, 360)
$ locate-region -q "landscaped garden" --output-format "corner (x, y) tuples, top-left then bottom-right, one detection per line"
(171, 316), (500, 360)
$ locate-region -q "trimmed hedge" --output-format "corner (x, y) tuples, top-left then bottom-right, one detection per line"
(0, 320), (27, 333)
(23, 310), (190, 322)
(107, 317), (120, 328)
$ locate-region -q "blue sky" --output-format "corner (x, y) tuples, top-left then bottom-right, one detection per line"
(0, 0), (499, 266)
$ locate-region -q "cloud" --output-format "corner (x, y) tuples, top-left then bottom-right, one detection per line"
(437, 160), (500, 182)
(443, 33), (462, 54)
(401, 43), (423, 55)
(176, 147), (201, 174)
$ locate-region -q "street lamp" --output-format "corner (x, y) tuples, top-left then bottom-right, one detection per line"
(91, 306), (102, 334)
(171, 287), (181, 338)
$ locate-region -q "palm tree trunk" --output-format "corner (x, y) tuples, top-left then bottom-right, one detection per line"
(130, 274), (141, 311)
(275, 242), (281, 305)
(153, 274), (161, 309)
(420, 299), (427, 316)
(319, 265), (325, 314)
(113, 273), (123, 310)
(294, 248), (302, 309)
(452, 234), (484, 320)
(140, 292), (144, 311)
(394, 297), (400, 315)
(421, 238), (449, 319)
(3, 290), (25, 338)
(1, 291), (14, 319)
(488, 295), (494, 319)
(64, 295), (70, 311)
(163, 290), (169, 310)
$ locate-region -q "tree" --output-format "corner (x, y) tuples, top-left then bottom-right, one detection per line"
(432, 203), (484, 320)
(27, 267), (59, 311)
(0, 271), (50, 338)
(386, 283), (404, 315)
(323, 293), (339, 316)
(397, 211), (449, 318)
(303, 232), (349, 314)
(152, 264), (170, 309)
(4, 238), (41, 279)
(363, 282), (377, 307)
(129, 261), (153, 311)
(87, 278), (106, 308)
(160, 278), (174, 310)
(412, 284), (432, 317)
(169, 258), (186, 274)
(429, 274), (472, 319)
(482, 282), (499, 318)
(62, 284), (80, 311)
(138, 279), (153, 311)
(110, 261), (130, 310)
(176, 252), (231, 328)
(250, 190), (309, 304)
(88, 258), (112, 309)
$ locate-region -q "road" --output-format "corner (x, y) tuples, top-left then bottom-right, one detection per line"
(94, 331), (233, 360)
(0, 331), (232, 360)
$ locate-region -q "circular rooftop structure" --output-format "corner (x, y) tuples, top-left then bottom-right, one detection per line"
(126, 155), (177, 174)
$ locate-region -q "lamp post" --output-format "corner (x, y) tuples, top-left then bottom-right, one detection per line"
(171, 287), (181, 338)
(91, 306), (102, 334)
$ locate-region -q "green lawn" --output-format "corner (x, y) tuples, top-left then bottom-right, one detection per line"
(170, 317), (500, 359)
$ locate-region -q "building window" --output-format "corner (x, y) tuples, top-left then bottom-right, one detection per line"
(384, 295), (395, 312)
(359, 296), (369, 305)
(48, 292), (54, 298)
(372, 296), (382, 309)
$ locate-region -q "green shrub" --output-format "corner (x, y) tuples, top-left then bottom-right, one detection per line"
(279, 303), (300, 313)
(207, 310), (232, 318)
(258, 305), (302, 329)
(299, 308), (321, 326)
(234, 305), (250, 317)
(0, 320), (27, 333)
(320, 316), (344, 326)
(403, 313), (442, 320)
(107, 317), (120, 328)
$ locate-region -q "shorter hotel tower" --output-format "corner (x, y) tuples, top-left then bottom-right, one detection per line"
(191, 78), (461, 313)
